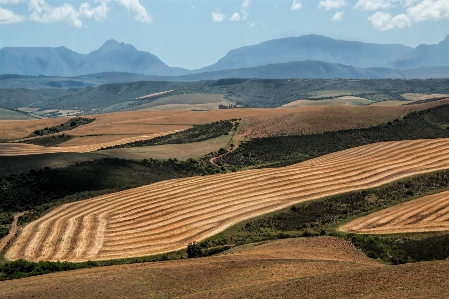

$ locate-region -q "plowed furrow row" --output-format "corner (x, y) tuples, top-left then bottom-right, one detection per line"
(0, 130), (181, 156)
(107, 140), (446, 223)
(106, 143), (449, 229)
(339, 189), (449, 234)
(6, 138), (449, 262)
(103, 157), (449, 245)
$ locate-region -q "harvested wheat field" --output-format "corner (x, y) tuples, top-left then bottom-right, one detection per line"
(339, 189), (449, 234)
(6, 138), (449, 262)
(2, 237), (449, 299)
(0, 130), (181, 156)
(237, 98), (449, 139)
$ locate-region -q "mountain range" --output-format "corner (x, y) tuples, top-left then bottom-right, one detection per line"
(1, 34), (448, 78)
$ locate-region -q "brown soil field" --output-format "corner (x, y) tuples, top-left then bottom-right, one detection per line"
(339, 189), (449, 234)
(126, 93), (231, 111)
(237, 98), (449, 139)
(2, 99), (448, 142)
(2, 237), (449, 298)
(100, 135), (232, 160)
(5, 138), (449, 262)
(0, 130), (181, 156)
(401, 93), (449, 101)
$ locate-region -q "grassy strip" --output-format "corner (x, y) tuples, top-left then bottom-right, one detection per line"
(104, 119), (239, 149)
(28, 117), (95, 137)
(20, 133), (74, 147)
(218, 104), (449, 169)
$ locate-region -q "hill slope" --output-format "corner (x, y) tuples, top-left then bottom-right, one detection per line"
(0, 40), (186, 77)
(6, 138), (449, 262)
(198, 34), (412, 72)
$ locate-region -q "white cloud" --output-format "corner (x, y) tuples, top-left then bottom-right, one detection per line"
(248, 21), (255, 27)
(319, 0), (346, 10)
(229, 12), (240, 21)
(291, 0), (302, 10)
(368, 11), (411, 29)
(116, 0), (151, 23)
(240, 0), (249, 20)
(368, 0), (449, 30)
(0, 6), (23, 23)
(332, 11), (343, 21)
(0, 0), (25, 4)
(354, 0), (394, 11)
(28, 0), (109, 27)
(212, 11), (225, 22)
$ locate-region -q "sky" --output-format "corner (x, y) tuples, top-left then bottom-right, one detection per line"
(1, 0), (448, 69)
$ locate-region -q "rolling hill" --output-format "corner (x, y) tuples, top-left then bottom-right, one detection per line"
(0, 40), (188, 77)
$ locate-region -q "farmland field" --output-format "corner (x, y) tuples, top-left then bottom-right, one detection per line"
(339, 190), (449, 234)
(5, 138), (449, 262)
(2, 237), (449, 299)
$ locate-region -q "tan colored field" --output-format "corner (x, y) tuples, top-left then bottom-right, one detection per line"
(134, 90), (173, 99)
(0, 130), (181, 156)
(283, 96), (374, 107)
(238, 99), (449, 139)
(339, 190), (449, 234)
(2, 237), (449, 298)
(401, 93), (449, 101)
(100, 135), (232, 160)
(2, 99), (449, 142)
(6, 138), (449, 262)
(127, 93), (233, 111)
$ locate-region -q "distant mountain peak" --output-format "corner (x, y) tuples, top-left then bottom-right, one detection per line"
(97, 39), (137, 52)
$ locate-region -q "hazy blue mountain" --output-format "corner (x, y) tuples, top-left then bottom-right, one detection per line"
(0, 40), (187, 77)
(197, 35), (412, 72)
(390, 35), (449, 69)
(177, 61), (449, 81)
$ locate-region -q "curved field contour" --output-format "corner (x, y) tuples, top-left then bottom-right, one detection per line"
(339, 190), (449, 234)
(6, 138), (449, 262)
(0, 130), (182, 156)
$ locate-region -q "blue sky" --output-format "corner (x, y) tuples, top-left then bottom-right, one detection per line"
(1, 0), (448, 69)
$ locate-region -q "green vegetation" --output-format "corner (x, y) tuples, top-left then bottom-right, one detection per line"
(28, 117), (95, 137)
(106, 120), (239, 149)
(173, 78), (449, 108)
(196, 169), (449, 261)
(348, 234), (449, 264)
(0, 107), (34, 120)
(0, 248), (187, 281)
(0, 212), (14, 239)
(217, 104), (449, 169)
(21, 133), (74, 147)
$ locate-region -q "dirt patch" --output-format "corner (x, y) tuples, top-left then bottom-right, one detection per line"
(0, 212), (27, 253)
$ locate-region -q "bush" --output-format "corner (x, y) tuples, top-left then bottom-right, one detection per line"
(187, 242), (203, 258)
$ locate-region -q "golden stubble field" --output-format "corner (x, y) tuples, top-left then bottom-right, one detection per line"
(1, 237), (449, 299)
(339, 189), (449, 234)
(5, 138), (449, 262)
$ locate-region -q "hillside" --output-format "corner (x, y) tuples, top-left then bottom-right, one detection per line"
(392, 34), (449, 69)
(197, 34), (411, 72)
(0, 40), (187, 77)
(4, 237), (449, 299)
(5, 138), (449, 262)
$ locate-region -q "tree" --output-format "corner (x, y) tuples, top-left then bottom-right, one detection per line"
(187, 242), (202, 258)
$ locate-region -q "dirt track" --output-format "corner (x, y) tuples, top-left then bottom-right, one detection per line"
(0, 130), (181, 156)
(5, 138), (449, 262)
(339, 189), (449, 234)
(0, 212), (26, 253)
